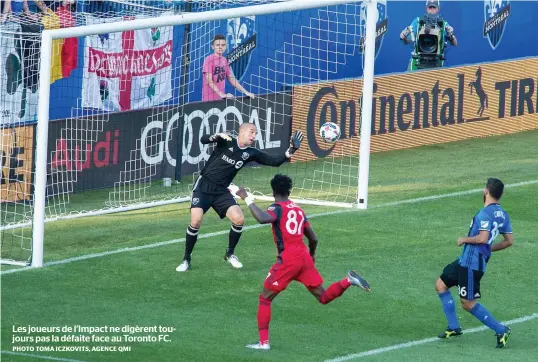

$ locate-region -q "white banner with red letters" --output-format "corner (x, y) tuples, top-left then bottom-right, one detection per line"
(81, 14), (173, 111)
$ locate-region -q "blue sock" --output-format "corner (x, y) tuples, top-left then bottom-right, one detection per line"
(470, 303), (507, 334)
(438, 291), (460, 330)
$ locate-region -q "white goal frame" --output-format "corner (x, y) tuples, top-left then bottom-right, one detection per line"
(28, 0), (377, 267)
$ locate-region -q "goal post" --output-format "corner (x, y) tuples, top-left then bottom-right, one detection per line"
(357, 0), (377, 209)
(1, 0), (377, 267)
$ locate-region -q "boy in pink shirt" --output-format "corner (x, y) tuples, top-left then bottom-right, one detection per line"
(202, 34), (255, 101)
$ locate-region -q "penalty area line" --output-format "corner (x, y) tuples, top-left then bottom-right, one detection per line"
(324, 313), (538, 362)
(1, 179), (537, 276)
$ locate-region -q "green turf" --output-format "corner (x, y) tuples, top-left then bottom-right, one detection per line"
(3, 129), (538, 264)
(1, 130), (537, 361)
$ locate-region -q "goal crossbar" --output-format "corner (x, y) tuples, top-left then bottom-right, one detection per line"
(45, 0), (363, 40)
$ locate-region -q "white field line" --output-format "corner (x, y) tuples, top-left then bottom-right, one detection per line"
(2, 179), (537, 276)
(325, 313), (538, 362)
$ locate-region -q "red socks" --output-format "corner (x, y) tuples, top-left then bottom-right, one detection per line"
(256, 278), (351, 344)
(320, 278), (351, 305)
(257, 295), (272, 344)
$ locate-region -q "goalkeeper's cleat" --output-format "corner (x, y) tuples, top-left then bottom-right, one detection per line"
(438, 327), (463, 339)
(224, 254), (243, 269)
(496, 327), (512, 349)
(175, 260), (191, 272)
(347, 270), (371, 291)
(246, 342), (270, 350)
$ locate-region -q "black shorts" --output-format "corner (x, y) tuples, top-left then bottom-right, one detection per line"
(190, 177), (238, 219)
(440, 260), (484, 300)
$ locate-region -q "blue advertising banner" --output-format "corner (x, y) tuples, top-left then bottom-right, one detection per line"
(5, 1), (535, 123)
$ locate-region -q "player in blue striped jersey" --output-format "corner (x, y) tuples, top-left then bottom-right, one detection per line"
(435, 178), (514, 348)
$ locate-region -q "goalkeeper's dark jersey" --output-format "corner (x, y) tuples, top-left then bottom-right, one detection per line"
(198, 135), (288, 193)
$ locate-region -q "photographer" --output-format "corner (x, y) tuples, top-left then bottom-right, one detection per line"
(400, 0), (457, 71)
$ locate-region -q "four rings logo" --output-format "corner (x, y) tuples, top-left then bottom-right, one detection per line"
(139, 105), (282, 167)
(484, 0), (511, 50)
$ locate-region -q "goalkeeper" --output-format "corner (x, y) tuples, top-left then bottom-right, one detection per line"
(176, 123), (304, 272)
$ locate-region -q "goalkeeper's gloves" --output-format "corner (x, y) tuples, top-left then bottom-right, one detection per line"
(209, 132), (233, 142)
(285, 130), (304, 158)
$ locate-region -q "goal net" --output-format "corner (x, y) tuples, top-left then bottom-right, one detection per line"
(1, 0), (375, 266)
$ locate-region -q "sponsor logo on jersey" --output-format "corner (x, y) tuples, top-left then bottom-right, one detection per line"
(480, 221), (490, 228)
(222, 154), (235, 165)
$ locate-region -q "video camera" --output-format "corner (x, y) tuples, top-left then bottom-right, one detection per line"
(413, 14), (447, 69)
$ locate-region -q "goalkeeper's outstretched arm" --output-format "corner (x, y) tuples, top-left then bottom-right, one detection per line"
(252, 130), (305, 167)
(200, 133), (232, 145)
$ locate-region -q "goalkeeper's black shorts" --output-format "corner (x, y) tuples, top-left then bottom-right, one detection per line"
(190, 176), (238, 219)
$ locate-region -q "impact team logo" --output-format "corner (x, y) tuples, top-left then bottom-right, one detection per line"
(226, 16), (257, 82)
(483, 0), (511, 50)
(359, 0), (388, 68)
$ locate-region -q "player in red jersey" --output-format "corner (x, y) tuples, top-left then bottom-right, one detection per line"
(235, 174), (371, 350)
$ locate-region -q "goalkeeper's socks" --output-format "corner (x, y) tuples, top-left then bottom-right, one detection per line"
(320, 279), (351, 304)
(257, 294), (272, 345)
(184, 224), (199, 261)
(226, 223), (244, 256)
(438, 291), (460, 330)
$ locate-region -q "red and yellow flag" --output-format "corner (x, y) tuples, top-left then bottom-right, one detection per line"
(42, 6), (78, 84)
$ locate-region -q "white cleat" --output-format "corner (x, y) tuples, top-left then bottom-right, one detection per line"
(246, 342), (270, 350)
(175, 260), (191, 272)
(225, 254), (243, 269)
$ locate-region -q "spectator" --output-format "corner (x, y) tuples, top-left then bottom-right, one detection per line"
(202, 34), (255, 102)
(34, 1), (71, 13)
(0, 1), (41, 92)
(1, 0), (36, 22)
(1, 0), (6, 22)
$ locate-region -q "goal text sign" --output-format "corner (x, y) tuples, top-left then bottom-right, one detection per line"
(291, 57), (538, 161)
(47, 93), (292, 192)
(1, 125), (34, 203)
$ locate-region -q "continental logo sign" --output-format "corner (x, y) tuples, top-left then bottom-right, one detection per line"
(292, 57), (538, 161)
(1, 125), (34, 203)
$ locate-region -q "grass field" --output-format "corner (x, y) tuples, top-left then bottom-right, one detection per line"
(1, 130), (538, 361)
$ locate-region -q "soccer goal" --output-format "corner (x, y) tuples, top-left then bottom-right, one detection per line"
(0, 0), (377, 267)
